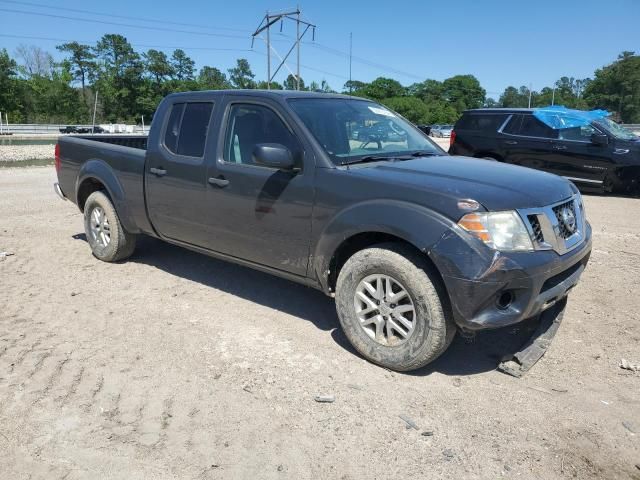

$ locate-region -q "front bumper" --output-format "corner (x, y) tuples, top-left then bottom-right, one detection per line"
(430, 222), (592, 331)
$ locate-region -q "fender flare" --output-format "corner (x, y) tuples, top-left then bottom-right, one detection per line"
(75, 159), (138, 233)
(311, 199), (457, 293)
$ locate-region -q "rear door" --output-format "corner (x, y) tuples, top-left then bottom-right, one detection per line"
(499, 114), (559, 173)
(145, 100), (216, 246)
(202, 96), (315, 276)
(549, 123), (613, 186)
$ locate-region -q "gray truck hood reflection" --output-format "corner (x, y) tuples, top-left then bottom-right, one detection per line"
(348, 155), (575, 210)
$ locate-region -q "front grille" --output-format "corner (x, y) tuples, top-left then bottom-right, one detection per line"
(519, 195), (585, 255)
(552, 201), (577, 239)
(528, 215), (544, 244)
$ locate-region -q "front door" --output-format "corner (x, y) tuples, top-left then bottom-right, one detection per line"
(549, 124), (613, 187)
(203, 99), (314, 277)
(145, 100), (216, 246)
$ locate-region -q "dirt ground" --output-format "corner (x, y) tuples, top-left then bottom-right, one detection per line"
(0, 166), (639, 480)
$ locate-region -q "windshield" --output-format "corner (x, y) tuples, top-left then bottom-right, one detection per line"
(288, 98), (443, 164)
(594, 117), (638, 141)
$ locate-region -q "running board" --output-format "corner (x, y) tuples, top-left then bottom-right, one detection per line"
(498, 298), (567, 378)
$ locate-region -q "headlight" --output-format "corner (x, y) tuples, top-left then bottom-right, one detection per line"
(458, 211), (534, 251)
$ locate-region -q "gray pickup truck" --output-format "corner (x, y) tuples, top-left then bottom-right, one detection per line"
(55, 90), (592, 371)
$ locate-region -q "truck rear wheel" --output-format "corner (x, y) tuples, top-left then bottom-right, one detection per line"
(335, 243), (455, 372)
(83, 191), (136, 262)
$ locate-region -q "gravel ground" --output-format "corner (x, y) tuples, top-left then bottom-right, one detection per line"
(0, 144), (56, 162)
(0, 167), (639, 480)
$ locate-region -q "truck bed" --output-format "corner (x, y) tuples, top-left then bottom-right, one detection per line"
(56, 134), (150, 235)
(73, 135), (148, 150)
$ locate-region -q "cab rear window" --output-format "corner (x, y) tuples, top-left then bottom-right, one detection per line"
(163, 102), (214, 158)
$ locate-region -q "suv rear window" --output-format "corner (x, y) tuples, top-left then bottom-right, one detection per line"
(456, 114), (508, 132)
(163, 102), (214, 157)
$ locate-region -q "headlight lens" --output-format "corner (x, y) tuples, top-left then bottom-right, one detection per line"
(458, 211), (534, 251)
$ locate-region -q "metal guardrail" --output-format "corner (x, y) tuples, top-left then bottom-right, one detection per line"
(0, 124), (150, 135)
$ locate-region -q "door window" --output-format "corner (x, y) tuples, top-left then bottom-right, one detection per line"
(518, 115), (558, 139)
(223, 104), (299, 166)
(502, 115), (522, 135)
(558, 124), (597, 141)
(162, 102), (214, 158)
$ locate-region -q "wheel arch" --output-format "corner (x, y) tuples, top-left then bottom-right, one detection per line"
(311, 200), (455, 295)
(75, 159), (138, 233)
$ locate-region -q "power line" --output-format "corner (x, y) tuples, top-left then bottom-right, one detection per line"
(0, 33), (254, 52)
(0, 0), (252, 33)
(0, 7), (250, 39)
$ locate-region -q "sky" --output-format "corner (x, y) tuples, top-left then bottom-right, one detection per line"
(0, 0), (639, 98)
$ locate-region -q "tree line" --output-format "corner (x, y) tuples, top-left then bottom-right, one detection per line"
(0, 34), (638, 125)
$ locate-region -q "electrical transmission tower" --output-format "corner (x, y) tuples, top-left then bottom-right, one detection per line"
(252, 8), (316, 90)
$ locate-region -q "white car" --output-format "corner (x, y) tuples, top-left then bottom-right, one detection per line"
(431, 125), (454, 137)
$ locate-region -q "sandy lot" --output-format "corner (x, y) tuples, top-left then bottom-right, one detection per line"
(0, 167), (638, 480)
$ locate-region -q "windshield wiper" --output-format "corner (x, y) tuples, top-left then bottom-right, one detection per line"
(340, 151), (440, 166)
(407, 150), (440, 157)
(340, 155), (394, 166)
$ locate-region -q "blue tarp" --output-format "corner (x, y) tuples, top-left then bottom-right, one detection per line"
(533, 105), (610, 129)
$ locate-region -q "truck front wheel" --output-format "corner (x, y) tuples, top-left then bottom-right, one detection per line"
(83, 191), (136, 262)
(335, 243), (455, 371)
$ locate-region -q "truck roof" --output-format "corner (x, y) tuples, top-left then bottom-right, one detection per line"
(166, 89), (361, 101)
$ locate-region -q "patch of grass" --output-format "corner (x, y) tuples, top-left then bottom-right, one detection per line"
(0, 158), (54, 168)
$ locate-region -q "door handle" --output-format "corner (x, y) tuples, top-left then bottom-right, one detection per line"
(504, 140), (518, 145)
(149, 167), (167, 176)
(553, 145), (567, 151)
(208, 177), (229, 188)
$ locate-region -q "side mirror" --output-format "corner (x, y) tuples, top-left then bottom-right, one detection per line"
(253, 143), (295, 170)
(591, 133), (609, 146)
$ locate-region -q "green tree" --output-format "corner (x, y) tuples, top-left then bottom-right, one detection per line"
(584, 51), (640, 122)
(171, 49), (195, 81)
(381, 96), (429, 124)
(342, 80), (367, 94)
(361, 77), (405, 100)
(283, 74), (305, 90)
(198, 66), (230, 90)
(255, 80), (282, 90)
(442, 74), (485, 113)
(228, 58), (255, 89)
(0, 49), (23, 120)
(93, 34), (144, 122)
(56, 42), (96, 104)
(144, 50), (174, 85)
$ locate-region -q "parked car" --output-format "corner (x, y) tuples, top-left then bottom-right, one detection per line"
(417, 124), (432, 135)
(76, 126), (106, 134)
(450, 108), (640, 194)
(356, 120), (408, 143)
(431, 124), (454, 138)
(54, 91), (591, 371)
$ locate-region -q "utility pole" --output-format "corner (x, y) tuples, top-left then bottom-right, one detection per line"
(141, 115), (145, 134)
(92, 91), (98, 132)
(252, 8), (316, 91)
(349, 32), (353, 94)
(528, 83), (533, 108)
(551, 87), (556, 106)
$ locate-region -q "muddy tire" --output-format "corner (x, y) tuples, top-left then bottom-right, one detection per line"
(335, 243), (455, 371)
(83, 191), (136, 262)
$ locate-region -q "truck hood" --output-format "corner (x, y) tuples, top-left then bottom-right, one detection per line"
(348, 155), (575, 211)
